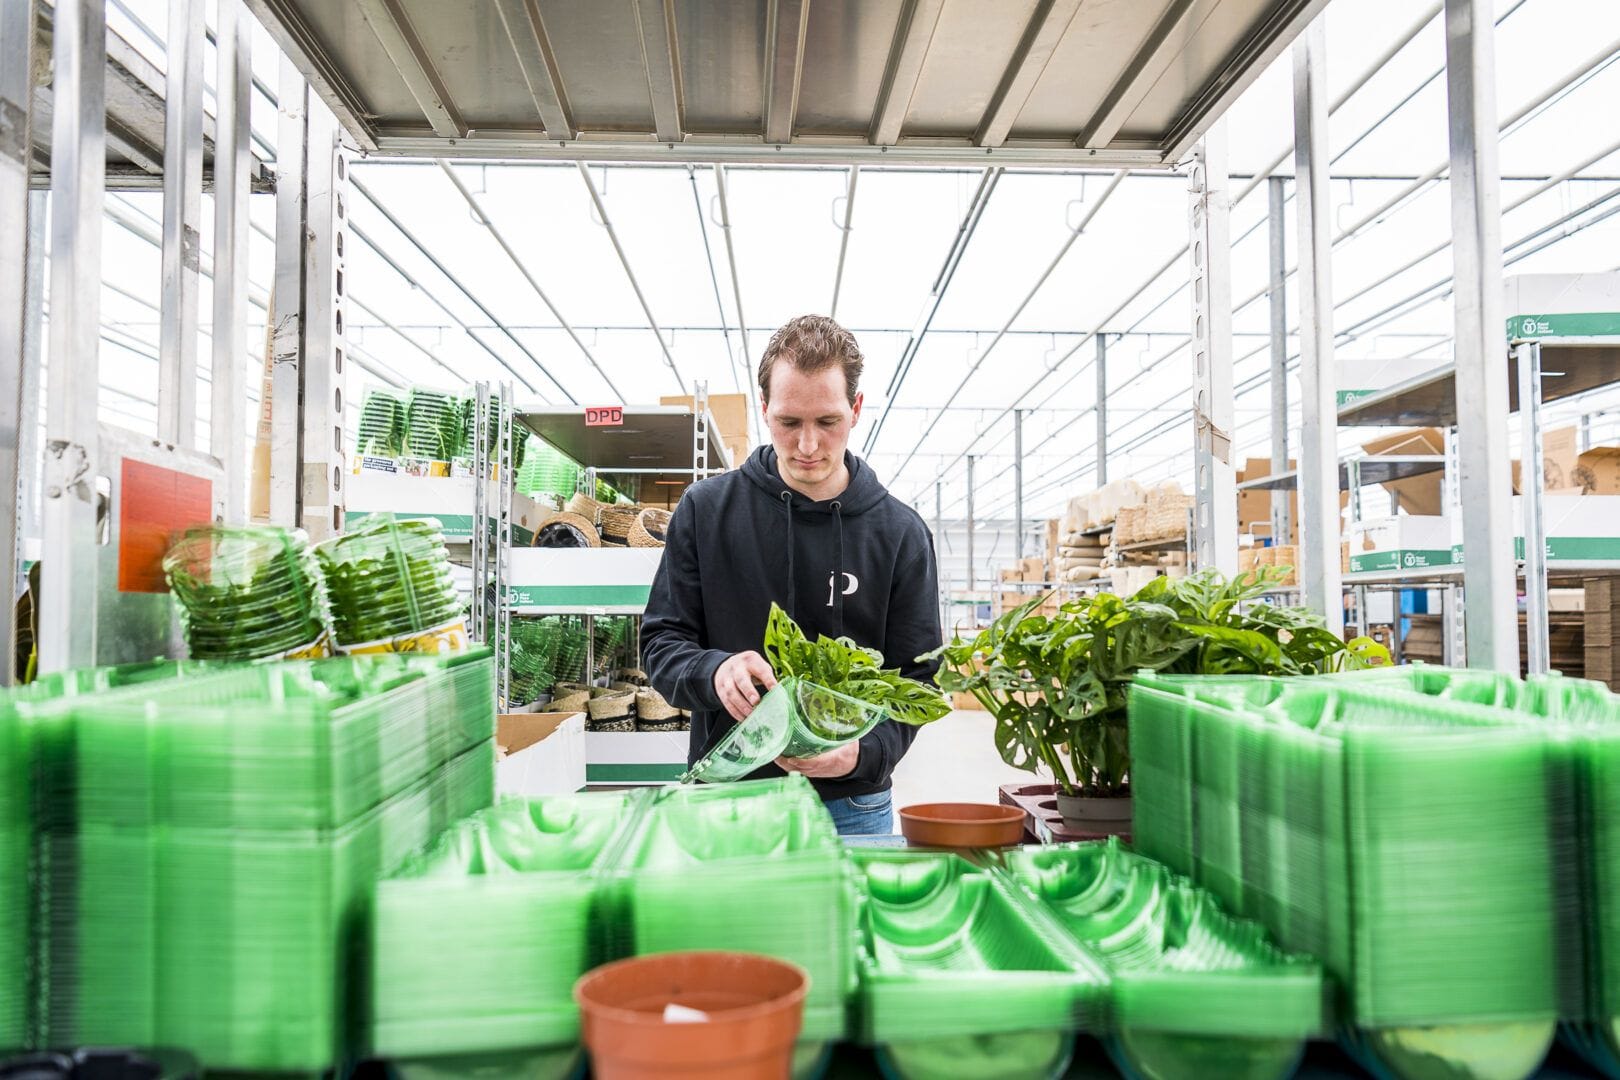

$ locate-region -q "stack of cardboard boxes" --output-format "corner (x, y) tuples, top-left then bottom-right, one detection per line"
(1586, 579), (1620, 690)
(995, 556), (1057, 618)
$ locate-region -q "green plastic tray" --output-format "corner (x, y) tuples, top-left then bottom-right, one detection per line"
(682, 677), (887, 783)
(853, 849), (1106, 1080)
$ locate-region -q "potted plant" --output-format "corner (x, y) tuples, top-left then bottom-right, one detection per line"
(928, 568), (1388, 834)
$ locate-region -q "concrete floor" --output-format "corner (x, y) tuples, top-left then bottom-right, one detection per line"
(889, 707), (1051, 810)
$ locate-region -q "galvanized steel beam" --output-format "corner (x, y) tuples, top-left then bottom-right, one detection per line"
(1188, 121), (1236, 576)
(870, 0), (946, 146)
(353, 0), (466, 138)
(976, 0), (1085, 148)
(492, 0), (574, 139)
(158, 0), (205, 449)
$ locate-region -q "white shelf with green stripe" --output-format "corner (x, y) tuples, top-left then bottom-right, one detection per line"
(505, 547), (664, 615)
(345, 470), (548, 544)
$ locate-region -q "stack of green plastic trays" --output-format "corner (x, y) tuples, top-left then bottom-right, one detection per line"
(1129, 673), (1560, 1080)
(0, 682), (25, 1051)
(373, 790), (645, 1079)
(507, 618), (561, 705)
(617, 776), (856, 1077)
(1359, 667), (1620, 1079)
(516, 437), (579, 500)
(357, 387), (406, 457)
(318, 515), (465, 650)
(683, 678), (887, 783)
(164, 524), (330, 660)
(404, 387), (462, 460)
(32, 652), (496, 1074)
(852, 849), (1107, 1080)
(1000, 839), (1324, 1080)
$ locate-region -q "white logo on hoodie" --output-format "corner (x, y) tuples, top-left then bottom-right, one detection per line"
(827, 572), (859, 607)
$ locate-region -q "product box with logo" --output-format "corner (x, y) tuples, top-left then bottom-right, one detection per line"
(496, 711), (586, 796)
(1345, 515), (1453, 574)
(1337, 355), (1439, 409)
(1505, 272), (1620, 341)
(1449, 495), (1620, 563)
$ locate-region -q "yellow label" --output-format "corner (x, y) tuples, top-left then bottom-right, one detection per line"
(339, 618), (470, 656)
(255, 632), (332, 663)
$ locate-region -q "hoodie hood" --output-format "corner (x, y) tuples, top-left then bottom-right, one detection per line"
(737, 446), (890, 625)
(740, 446), (890, 516)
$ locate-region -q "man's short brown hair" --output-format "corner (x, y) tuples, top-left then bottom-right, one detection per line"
(758, 315), (864, 405)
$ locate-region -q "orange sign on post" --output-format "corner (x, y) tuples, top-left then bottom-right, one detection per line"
(119, 459), (214, 593)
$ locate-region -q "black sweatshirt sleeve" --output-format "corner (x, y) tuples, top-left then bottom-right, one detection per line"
(842, 528), (945, 787)
(641, 497), (730, 713)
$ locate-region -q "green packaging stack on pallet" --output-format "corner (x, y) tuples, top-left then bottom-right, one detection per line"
(404, 387), (463, 461)
(373, 790), (644, 1079)
(318, 516), (465, 651)
(999, 839), (1324, 1080)
(372, 775), (854, 1079)
(1344, 666), (1620, 1079)
(357, 388), (407, 457)
(24, 651), (496, 1075)
(0, 685), (25, 1051)
(851, 850), (1107, 1080)
(164, 524), (330, 661)
(621, 778), (859, 1075)
(1129, 671), (1562, 1080)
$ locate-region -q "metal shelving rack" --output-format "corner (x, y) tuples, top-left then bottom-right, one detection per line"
(500, 382), (728, 783)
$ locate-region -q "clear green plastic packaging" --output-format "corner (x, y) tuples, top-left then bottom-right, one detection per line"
(357, 387), (407, 457)
(1129, 671), (1561, 1080)
(317, 515), (466, 652)
(373, 775), (853, 1080)
(18, 652), (497, 1074)
(405, 387), (463, 461)
(852, 849), (1107, 1080)
(164, 524), (330, 660)
(683, 677), (888, 783)
(1000, 839), (1323, 1080)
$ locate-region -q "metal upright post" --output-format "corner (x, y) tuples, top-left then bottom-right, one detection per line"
(966, 456), (976, 594)
(693, 380), (711, 476)
(1095, 335), (1108, 485)
(1446, 0), (1517, 671)
(269, 58), (308, 528)
(497, 382), (514, 706)
(299, 99), (347, 541)
(211, 0), (252, 521)
(1518, 341), (1549, 673)
(471, 382), (489, 643)
(1443, 425), (1467, 666)
(40, 0), (105, 672)
(1348, 459), (1368, 636)
(1013, 410), (1024, 561)
(934, 480), (945, 632)
(1292, 20), (1343, 635)
(1188, 121), (1237, 576)
(158, 0), (205, 448)
(1267, 176), (1292, 544)
(0, 0), (35, 682)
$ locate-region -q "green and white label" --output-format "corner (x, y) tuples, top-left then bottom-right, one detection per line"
(1349, 549), (1453, 573)
(1507, 313), (1620, 340)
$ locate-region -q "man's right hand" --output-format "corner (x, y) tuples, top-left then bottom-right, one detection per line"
(714, 650), (778, 722)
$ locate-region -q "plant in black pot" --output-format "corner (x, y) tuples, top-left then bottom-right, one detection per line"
(928, 567), (1389, 835)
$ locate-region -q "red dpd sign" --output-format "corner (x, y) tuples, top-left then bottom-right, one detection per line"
(585, 406), (624, 427)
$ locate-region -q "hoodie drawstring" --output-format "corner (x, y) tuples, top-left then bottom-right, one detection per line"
(780, 490), (796, 614)
(831, 500), (845, 636)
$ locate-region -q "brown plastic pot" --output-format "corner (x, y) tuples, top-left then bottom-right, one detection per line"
(574, 951), (809, 1079)
(1054, 792), (1133, 838)
(899, 803), (1027, 848)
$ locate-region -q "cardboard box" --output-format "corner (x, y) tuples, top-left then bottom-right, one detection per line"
(1505, 273), (1620, 339)
(1346, 515), (1453, 573)
(583, 730), (690, 784)
(1338, 354), (1437, 407)
(663, 393), (750, 439)
(496, 711), (586, 796)
(1361, 427), (1445, 516)
(1574, 446), (1620, 495)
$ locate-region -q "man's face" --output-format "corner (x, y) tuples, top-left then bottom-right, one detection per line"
(763, 363), (863, 492)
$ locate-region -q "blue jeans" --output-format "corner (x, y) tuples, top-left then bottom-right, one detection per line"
(825, 790), (894, 836)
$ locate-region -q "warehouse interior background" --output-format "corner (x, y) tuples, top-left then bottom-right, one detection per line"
(63, 0), (1620, 608)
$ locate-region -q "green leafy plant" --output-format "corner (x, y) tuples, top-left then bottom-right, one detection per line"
(762, 602), (950, 727)
(927, 567), (1390, 797)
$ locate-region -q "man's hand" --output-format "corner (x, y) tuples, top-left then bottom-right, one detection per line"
(778, 741), (859, 780)
(714, 650), (778, 722)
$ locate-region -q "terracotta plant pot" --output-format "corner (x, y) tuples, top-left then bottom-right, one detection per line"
(574, 951), (809, 1080)
(1054, 791), (1133, 838)
(899, 803), (1026, 848)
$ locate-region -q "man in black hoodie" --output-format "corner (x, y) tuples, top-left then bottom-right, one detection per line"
(642, 315), (943, 835)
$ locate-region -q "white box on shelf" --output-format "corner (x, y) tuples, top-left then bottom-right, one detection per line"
(1505, 273), (1620, 339)
(584, 730), (691, 785)
(1345, 515), (1453, 574)
(506, 547), (665, 613)
(1337, 355), (1443, 409)
(346, 470), (548, 543)
(1449, 495), (1620, 562)
(497, 712), (586, 796)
